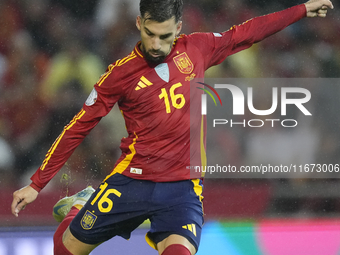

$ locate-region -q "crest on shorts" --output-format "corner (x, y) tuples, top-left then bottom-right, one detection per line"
(81, 210), (97, 230)
(173, 52), (194, 74)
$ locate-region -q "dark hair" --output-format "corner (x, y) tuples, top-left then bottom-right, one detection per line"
(140, 0), (183, 23)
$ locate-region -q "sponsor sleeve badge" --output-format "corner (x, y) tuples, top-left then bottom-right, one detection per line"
(85, 88), (98, 106)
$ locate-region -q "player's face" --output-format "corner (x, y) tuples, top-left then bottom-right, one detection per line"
(136, 15), (182, 65)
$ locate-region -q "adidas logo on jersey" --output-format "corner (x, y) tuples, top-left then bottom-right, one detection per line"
(130, 167), (142, 174)
(182, 223), (197, 236)
(135, 76), (153, 90)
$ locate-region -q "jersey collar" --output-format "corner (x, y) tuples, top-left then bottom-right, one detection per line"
(134, 41), (144, 58)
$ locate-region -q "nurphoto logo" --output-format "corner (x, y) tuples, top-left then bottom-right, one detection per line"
(199, 82), (312, 128)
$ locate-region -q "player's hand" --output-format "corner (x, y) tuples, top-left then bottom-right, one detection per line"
(305, 0), (334, 18)
(11, 185), (39, 217)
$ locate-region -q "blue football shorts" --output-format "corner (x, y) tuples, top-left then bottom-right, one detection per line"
(69, 173), (204, 251)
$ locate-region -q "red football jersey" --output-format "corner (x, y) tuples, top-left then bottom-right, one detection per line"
(31, 4), (306, 191)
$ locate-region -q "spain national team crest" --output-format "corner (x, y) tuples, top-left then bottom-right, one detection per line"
(173, 52), (194, 74)
(81, 210), (97, 230)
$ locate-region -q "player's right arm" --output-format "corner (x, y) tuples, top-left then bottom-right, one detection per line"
(11, 63), (122, 217)
(11, 185), (39, 217)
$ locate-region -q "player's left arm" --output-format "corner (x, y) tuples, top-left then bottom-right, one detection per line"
(200, 0), (334, 68)
(305, 0), (334, 18)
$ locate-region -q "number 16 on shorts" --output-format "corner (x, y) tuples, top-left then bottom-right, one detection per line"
(91, 182), (121, 213)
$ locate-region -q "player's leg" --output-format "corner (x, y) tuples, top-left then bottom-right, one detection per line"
(54, 208), (99, 255)
(146, 179), (204, 255)
(52, 186), (100, 255)
(157, 234), (195, 255)
(59, 225), (99, 255)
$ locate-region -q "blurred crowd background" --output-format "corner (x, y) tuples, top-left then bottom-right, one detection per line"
(0, 0), (340, 222)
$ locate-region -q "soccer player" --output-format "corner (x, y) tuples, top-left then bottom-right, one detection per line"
(11, 0), (333, 254)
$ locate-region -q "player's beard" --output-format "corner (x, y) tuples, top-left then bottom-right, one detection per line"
(143, 50), (167, 65)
